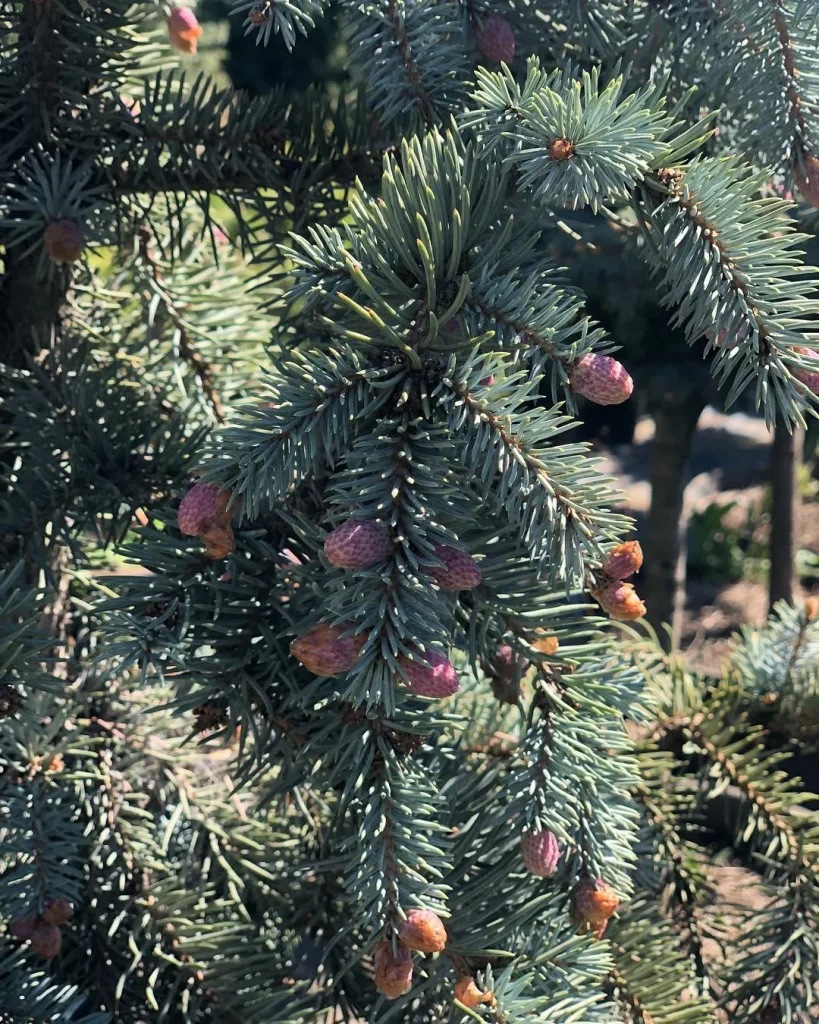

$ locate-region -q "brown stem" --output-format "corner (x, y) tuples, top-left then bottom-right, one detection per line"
(771, 2), (807, 139)
(769, 424), (804, 609)
(643, 394), (705, 650)
(647, 174), (773, 363)
(683, 715), (814, 877)
(384, 0), (437, 127)
(453, 383), (596, 536)
(467, 297), (566, 364)
(136, 225), (225, 424)
(605, 966), (654, 1024)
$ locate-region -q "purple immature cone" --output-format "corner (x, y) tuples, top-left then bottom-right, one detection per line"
(487, 644), (527, 704)
(521, 830), (561, 877)
(324, 519), (390, 569)
(793, 347), (819, 394)
(178, 482), (232, 537)
(398, 650), (460, 697)
(428, 544), (482, 591)
(570, 354), (633, 406)
(475, 14), (516, 64)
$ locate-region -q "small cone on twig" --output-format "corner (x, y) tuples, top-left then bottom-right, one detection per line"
(42, 899), (72, 926)
(454, 975), (495, 1009)
(324, 519), (390, 569)
(521, 829), (561, 877)
(398, 909), (446, 953)
(29, 921), (62, 959)
(570, 354), (633, 406)
(43, 220), (84, 264)
(475, 14), (515, 63)
(572, 876), (619, 940)
(600, 541), (643, 581)
(10, 917), (36, 941)
(178, 482), (232, 538)
(427, 544), (482, 591)
(590, 581), (646, 621)
(373, 941), (413, 999)
(167, 5), (203, 53)
(791, 347), (819, 394)
(290, 623), (366, 677)
(398, 650), (459, 698)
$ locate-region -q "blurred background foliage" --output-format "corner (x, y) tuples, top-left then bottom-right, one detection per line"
(196, 0), (346, 93)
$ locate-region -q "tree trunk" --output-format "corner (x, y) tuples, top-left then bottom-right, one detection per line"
(769, 423), (804, 610)
(643, 395), (706, 651)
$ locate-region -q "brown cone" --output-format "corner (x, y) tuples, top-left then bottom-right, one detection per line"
(202, 524), (235, 559)
(10, 916), (36, 941)
(43, 220), (84, 264)
(397, 909), (446, 953)
(572, 876), (619, 940)
(30, 921), (62, 959)
(600, 541), (643, 581)
(454, 975), (494, 1008)
(42, 898), (72, 926)
(373, 941), (412, 999)
(290, 623), (366, 677)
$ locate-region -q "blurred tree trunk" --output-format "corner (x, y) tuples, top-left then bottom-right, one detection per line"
(643, 394), (705, 651)
(769, 424), (804, 610)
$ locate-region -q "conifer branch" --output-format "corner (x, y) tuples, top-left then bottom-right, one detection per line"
(467, 296), (564, 363)
(606, 902), (718, 1024)
(136, 225), (225, 424)
(632, 770), (715, 986)
(771, 1), (807, 139)
(682, 714), (815, 877)
(384, 0), (437, 127)
(440, 370), (628, 580)
(606, 965), (654, 1024)
(634, 157), (819, 425)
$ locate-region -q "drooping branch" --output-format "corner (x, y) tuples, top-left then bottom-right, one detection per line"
(771, 0), (808, 139)
(384, 0), (438, 127)
(136, 225), (225, 424)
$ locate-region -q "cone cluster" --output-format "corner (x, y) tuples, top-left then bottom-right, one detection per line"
(10, 898), (72, 959)
(291, 521), (488, 698)
(373, 909), (447, 1000)
(177, 482), (235, 559)
(589, 541), (645, 621)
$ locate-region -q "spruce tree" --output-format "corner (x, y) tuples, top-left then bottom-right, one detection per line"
(1, 2), (819, 1023)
